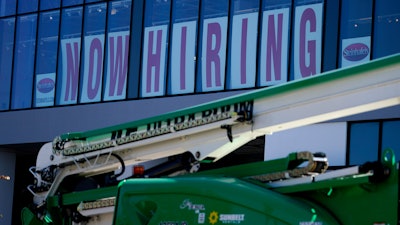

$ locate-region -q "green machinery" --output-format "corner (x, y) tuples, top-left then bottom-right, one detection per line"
(22, 54), (400, 224)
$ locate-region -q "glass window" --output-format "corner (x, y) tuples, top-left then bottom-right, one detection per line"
(11, 14), (37, 109)
(103, 0), (132, 101)
(86, 0), (101, 3)
(63, 0), (83, 7)
(348, 122), (379, 165)
(0, 0), (16, 17)
(196, 0), (229, 92)
(167, 0), (199, 95)
(381, 120), (400, 159)
(339, 0), (373, 68)
(373, 0), (400, 59)
(0, 18), (15, 110)
(140, 0), (171, 97)
(291, 0), (324, 80)
(258, 0), (291, 87)
(18, 0), (38, 14)
(40, 0), (60, 10)
(226, 0), (259, 90)
(34, 11), (60, 108)
(56, 7), (83, 105)
(79, 3), (106, 103)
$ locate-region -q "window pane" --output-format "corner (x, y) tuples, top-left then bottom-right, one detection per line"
(381, 121), (400, 158)
(0, 0), (16, 17)
(348, 122), (379, 165)
(80, 3), (106, 103)
(34, 11), (60, 108)
(140, 0), (171, 97)
(86, 0), (101, 3)
(11, 14), (37, 109)
(196, 0), (229, 92)
(63, 0), (83, 7)
(258, 0), (291, 87)
(167, 0), (199, 95)
(0, 18), (15, 110)
(339, 0), (373, 68)
(18, 0), (38, 14)
(57, 7), (83, 105)
(40, 0), (60, 10)
(373, 0), (400, 58)
(227, 0), (259, 90)
(103, 0), (131, 101)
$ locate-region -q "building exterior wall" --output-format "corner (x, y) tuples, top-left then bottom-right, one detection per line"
(0, 0), (400, 224)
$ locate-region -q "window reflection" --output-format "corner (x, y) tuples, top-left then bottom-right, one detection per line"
(56, 7), (83, 105)
(34, 11), (60, 107)
(11, 14), (37, 109)
(103, 0), (131, 101)
(79, 3), (107, 103)
(0, 18), (15, 110)
(348, 122), (379, 165)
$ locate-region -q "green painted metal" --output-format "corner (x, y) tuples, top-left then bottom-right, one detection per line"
(113, 177), (341, 225)
(59, 53), (400, 141)
(112, 149), (398, 225)
(22, 149), (399, 225)
(46, 185), (118, 207)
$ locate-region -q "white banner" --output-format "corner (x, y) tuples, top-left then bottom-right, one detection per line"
(60, 38), (81, 104)
(200, 16), (227, 92)
(81, 35), (104, 103)
(259, 8), (290, 86)
(169, 21), (197, 94)
(141, 25), (168, 97)
(229, 12), (258, 89)
(104, 31), (129, 101)
(293, 3), (323, 80)
(35, 73), (55, 107)
(341, 36), (371, 68)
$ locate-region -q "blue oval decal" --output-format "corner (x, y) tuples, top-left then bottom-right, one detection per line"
(37, 78), (55, 93)
(343, 43), (369, 61)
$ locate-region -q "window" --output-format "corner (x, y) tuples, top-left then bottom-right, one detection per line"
(0, 18), (15, 110)
(373, 0), (400, 58)
(18, 0), (38, 14)
(167, 0), (200, 95)
(291, 0), (324, 80)
(40, 0), (60, 10)
(339, 0), (373, 68)
(103, 0), (132, 101)
(226, 0), (259, 90)
(56, 7), (83, 105)
(34, 11), (60, 107)
(381, 121), (400, 159)
(196, 0), (229, 92)
(258, 0), (291, 87)
(348, 122), (379, 165)
(11, 14), (37, 109)
(140, 0), (171, 97)
(79, 3), (107, 103)
(0, 0), (16, 17)
(63, 0), (83, 7)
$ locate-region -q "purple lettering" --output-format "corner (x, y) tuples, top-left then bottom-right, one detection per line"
(147, 30), (162, 92)
(240, 18), (248, 84)
(299, 8), (316, 77)
(109, 35), (129, 96)
(65, 42), (79, 101)
(180, 26), (187, 90)
(87, 38), (102, 99)
(206, 22), (222, 87)
(266, 13), (283, 81)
